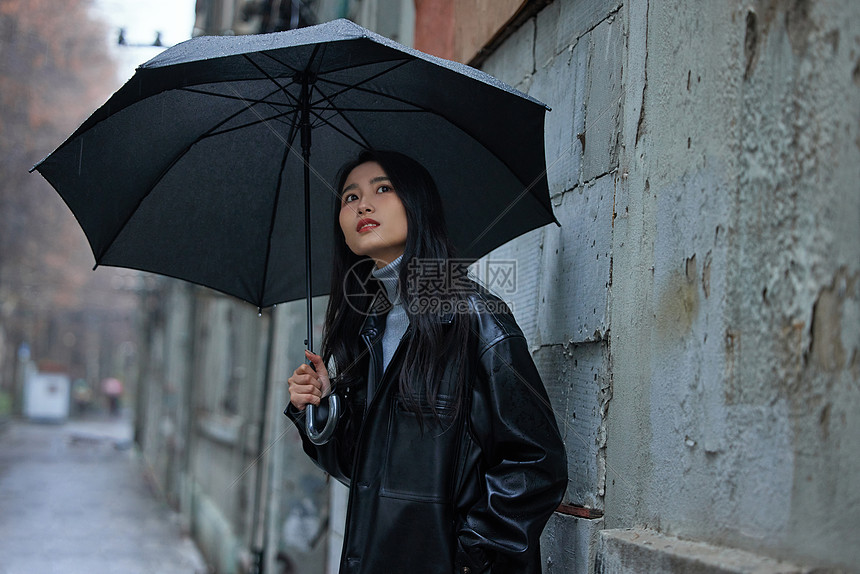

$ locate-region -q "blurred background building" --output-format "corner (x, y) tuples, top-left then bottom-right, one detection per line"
(192, 0), (414, 45)
(0, 0), (146, 424)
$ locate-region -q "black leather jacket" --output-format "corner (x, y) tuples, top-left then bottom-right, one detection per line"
(287, 290), (567, 573)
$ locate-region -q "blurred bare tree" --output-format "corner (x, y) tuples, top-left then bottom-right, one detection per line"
(0, 0), (143, 407)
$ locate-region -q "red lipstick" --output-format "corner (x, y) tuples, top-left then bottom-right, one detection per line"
(356, 218), (380, 233)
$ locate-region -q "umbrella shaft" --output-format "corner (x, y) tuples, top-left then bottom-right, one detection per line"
(300, 73), (314, 352)
(303, 146), (313, 352)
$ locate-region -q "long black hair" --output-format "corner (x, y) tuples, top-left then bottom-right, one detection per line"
(321, 150), (472, 418)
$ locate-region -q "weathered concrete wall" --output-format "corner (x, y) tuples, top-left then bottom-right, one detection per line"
(480, 0), (859, 571)
(479, 1), (623, 571)
(609, 0), (860, 570)
(595, 528), (821, 574)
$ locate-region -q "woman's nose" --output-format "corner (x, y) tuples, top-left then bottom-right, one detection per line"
(357, 199), (373, 215)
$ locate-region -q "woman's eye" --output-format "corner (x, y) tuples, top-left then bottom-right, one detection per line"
(377, 185), (391, 193)
(342, 193), (358, 204)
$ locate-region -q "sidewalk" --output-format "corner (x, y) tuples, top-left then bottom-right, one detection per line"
(0, 415), (208, 574)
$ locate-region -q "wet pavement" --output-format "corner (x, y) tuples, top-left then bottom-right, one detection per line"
(0, 415), (208, 574)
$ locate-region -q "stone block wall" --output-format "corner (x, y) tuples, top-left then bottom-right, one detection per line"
(479, 2), (626, 571)
(477, 0), (860, 571)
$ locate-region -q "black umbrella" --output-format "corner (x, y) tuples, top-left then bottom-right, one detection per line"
(31, 19), (557, 441)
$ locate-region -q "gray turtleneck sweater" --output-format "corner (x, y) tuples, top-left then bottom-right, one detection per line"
(371, 255), (410, 374)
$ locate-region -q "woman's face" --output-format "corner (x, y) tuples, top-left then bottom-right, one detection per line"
(338, 161), (408, 268)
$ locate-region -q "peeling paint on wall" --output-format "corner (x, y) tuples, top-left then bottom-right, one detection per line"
(808, 268), (859, 373)
(655, 256), (700, 342)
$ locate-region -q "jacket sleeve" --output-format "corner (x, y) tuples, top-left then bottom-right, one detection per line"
(284, 391), (362, 485)
(455, 331), (568, 574)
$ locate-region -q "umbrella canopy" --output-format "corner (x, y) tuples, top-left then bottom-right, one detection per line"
(32, 18), (557, 310)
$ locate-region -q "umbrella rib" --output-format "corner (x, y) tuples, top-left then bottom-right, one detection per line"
(95, 103), (273, 264)
(231, 52), (337, 152)
(313, 78), (425, 112)
(237, 54), (417, 150)
(306, 112), (369, 149)
(310, 107), (425, 113)
(240, 53), (323, 120)
(181, 75), (301, 140)
(244, 47), (322, 98)
(256, 44), (411, 80)
(300, 59), (418, 148)
(204, 109), (298, 139)
(219, 80), (331, 193)
(309, 59), (415, 110)
(308, 83), (372, 148)
(306, 55), (412, 78)
(309, 59), (536, 174)
(179, 85), (298, 108)
(310, 64), (548, 202)
(284, 104), (301, 154)
(239, 49), (353, 163)
(258, 143), (292, 306)
(255, 50), (303, 76)
(256, 41), (330, 78)
(317, 73), (553, 230)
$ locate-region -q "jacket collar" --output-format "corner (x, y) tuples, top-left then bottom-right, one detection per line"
(358, 291), (456, 337)
(359, 291), (390, 337)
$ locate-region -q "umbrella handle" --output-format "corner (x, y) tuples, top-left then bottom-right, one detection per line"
(305, 393), (341, 445)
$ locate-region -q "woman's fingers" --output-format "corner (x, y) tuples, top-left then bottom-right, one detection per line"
(288, 380), (322, 411)
(290, 380), (323, 396)
(292, 362), (317, 378)
(304, 350), (328, 376)
(288, 351), (332, 411)
(304, 350), (332, 395)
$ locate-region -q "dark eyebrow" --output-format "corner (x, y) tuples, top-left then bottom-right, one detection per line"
(341, 176), (392, 195)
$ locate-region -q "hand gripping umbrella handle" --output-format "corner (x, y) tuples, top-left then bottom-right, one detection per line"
(299, 73), (341, 446)
(305, 393), (341, 445)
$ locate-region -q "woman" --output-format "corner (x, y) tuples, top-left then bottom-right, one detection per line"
(286, 150), (567, 574)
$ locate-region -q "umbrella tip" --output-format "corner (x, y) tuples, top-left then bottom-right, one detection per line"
(29, 158), (46, 173)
